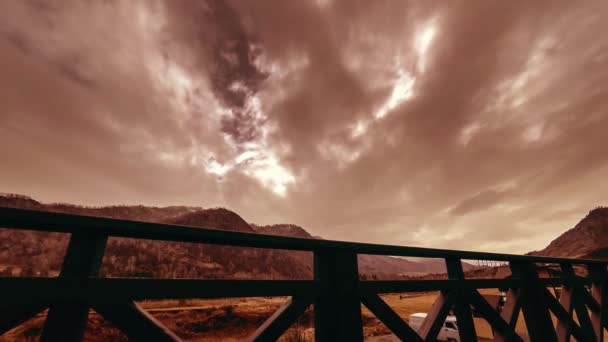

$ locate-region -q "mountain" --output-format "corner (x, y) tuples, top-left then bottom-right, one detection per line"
(253, 224), (314, 239)
(251, 224), (477, 276)
(0, 193), (197, 222)
(167, 208), (256, 233)
(0, 193), (472, 279)
(529, 206), (608, 259)
(583, 247), (608, 259)
(0, 193), (310, 279)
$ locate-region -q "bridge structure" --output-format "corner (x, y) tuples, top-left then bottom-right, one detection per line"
(0, 207), (606, 342)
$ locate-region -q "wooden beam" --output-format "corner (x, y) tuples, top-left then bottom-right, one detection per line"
(361, 294), (423, 342)
(562, 263), (596, 342)
(247, 297), (312, 342)
(92, 300), (180, 342)
(1, 207), (605, 266)
(2, 207), (608, 342)
(418, 291), (453, 342)
(510, 261), (558, 342)
(579, 281), (602, 313)
(554, 284), (574, 342)
(501, 288), (521, 330)
(543, 287), (582, 341)
(446, 258), (477, 342)
(41, 232), (107, 342)
(589, 265), (607, 342)
(468, 290), (523, 342)
(494, 289), (521, 342)
(0, 304), (47, 335)
(314, 249), (363, 342)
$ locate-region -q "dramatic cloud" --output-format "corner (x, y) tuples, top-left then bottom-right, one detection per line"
(1, 0), (608, 253)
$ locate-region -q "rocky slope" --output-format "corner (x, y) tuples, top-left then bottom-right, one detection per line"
(529, 206), (608, 259)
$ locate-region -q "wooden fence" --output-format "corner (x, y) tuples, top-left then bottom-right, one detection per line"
(0, 207), (606, 341)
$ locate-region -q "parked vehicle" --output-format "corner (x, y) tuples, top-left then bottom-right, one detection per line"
(408, 313), (460, 342)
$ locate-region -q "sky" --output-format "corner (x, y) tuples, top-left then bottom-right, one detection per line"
(1, 0), (608, 254)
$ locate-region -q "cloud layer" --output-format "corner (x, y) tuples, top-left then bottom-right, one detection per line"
(2, 0), (608, 253)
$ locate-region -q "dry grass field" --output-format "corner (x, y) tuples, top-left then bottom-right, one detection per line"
(2, 290), (605, 341)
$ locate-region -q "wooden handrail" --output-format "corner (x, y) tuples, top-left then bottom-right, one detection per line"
(0, 207), (604, 265)
(0, 207), (606, 342)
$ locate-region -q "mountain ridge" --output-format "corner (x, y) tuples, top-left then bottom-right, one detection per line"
(529, 206), (608, 259)
(0, 193), (460, 278)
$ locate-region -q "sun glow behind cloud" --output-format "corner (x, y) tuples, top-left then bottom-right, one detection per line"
(229, 95), (296, 197)
(200, 94), (295, 197)
(374, 68), (415, 119)
(134, 6), (296, 197)
(414, 18), (437, 73)
(357, 18), (439, 134)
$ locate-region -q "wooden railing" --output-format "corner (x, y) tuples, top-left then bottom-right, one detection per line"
(0, 207), (606, 341)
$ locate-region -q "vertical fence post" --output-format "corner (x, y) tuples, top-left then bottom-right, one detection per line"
(510, 261), (557, 342)
(41, 232), (108, 342)
(561, 263), (596, 341)
(314, 248), (363, 342)
(555, 277), (574, 342)
(590, 264), (607, 342)
(445, 257), (477, 342)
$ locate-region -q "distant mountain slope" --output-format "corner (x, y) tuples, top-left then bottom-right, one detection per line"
(1, 193), (308, 279)
(167, 208), (256, 233)
(529, 207), (608, 258)
(252, 223), (439, 275)
(0, 193), (196, 222)
(582, 246), (608, 260)
(253, 224), (313, 239)
(0, 193), (474, 279)
(252, 223), (478, 276)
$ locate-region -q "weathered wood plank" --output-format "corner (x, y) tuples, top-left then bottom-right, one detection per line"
(0, 304), (47, 335)
(247, 297), (312, 342)
(418, 291), (453, 342)
(589, 265), (607, 342)
(493, 288), (522, 342)
(582, 287), (602, 313)
(562, 263), (596, 342)
(543, 287), (581, 341)
(501, 288), (521, 330)
(361, 294), (423, 342)
(1, 207), (607, 342)
(468, 290), (523, 342)
(510, 261), (557, 342)
(446, 258), (477, 342)
(314, 249), (363, 342)
(41, 232), (107, 342)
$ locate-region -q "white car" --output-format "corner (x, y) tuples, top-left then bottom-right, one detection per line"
(408, 313), (460, 342)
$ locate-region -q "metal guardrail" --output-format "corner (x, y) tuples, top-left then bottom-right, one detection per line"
(0, 207), (606, 341)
